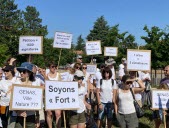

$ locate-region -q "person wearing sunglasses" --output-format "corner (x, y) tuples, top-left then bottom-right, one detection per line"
(69, 70), (91, 128)
(45, 62), (62, 128)
(0, 65), (20, 128)
(73, 63), (82, 71)
(114, 75), (145, 128)
(8, 62), (41, 128)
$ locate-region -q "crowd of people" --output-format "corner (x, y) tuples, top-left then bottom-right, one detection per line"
(0, 56), (168, 128)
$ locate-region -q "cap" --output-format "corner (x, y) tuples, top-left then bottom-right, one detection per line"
(76, 55), (82, 59)
(2, 65), (15, 72)
(122, 58), (126, 61)
(105, 58), (116, 66)
(74, 70), (84, 77)
(17, 62), (34, 72)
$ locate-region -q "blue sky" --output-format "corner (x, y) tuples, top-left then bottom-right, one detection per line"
(15, 0), (169, 45)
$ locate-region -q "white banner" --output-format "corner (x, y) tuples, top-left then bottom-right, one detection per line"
(53, 31), (72, 49)
(19, 36), (43, 54)
(45, 81), (79, 110)
(152, 90), (169, 109)
(10, 85), (43, 110)
(86, 41), (102, 55)
(127, 49), (151, 71)
(104, 47), (118, 56)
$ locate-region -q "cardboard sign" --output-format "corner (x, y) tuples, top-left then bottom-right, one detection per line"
(19, 36), (43, 54)
(127, 49), (151, 71)
(152, 90), (169, 110)
(86, 64), (97, 74)
(104, 47), (118, 56)
(53, 31), (72, 49)
(86, 41), (102, 55)
(10, 85), (43, 110)
(45, 81), (79, 110)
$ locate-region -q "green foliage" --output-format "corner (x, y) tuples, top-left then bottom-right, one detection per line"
(141, 25), (166, 69)
(0, 44), (10, 66)
(75, 35), (85, 51)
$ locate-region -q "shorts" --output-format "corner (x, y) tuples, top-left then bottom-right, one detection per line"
(69, 111), (86, 125)
(98, 103), (113, 120)
(116, 112), (138, 128)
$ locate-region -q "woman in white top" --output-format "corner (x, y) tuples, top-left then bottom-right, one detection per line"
(0, 65), (19, 128)
(45, 62), (61, 128)
(114, 75), (145, 128)
(96, 67), (118, 128)
(69, 70), (91, 128)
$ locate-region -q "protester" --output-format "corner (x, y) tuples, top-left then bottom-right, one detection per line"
(13, 62), (41, 128)
(69, 70), (91, 128)
(71, 55), (83, 68)
(152, 65), (169, 128)
(105, 58), (116, 79)
(152, 83), (169, 128)
(139, 71), (151, 107)
(45, 62), (62, 128)
(96, 67), (118, 128)
(0, 65), (19, 128)
(118, 58), (127, 80)
(114, 75), (145, 128)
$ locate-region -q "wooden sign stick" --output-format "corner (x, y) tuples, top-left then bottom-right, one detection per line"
(57, 48), (62, 68)
(63, 111), (66, 128)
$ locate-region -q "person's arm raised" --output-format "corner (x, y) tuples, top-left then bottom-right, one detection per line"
(133, 79), (145, 94)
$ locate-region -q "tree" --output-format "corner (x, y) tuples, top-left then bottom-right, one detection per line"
(141, 25), (165, 69)
(0, 0), (21, 60)
(75, 35), (85, 51)
(22, 6), (48, 36)
(87, 16), (109, 43)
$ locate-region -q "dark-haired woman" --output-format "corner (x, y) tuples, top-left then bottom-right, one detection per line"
(96, 67), (118, 128)
(13, 62), (41, 128)
(114, 75), (145, 128)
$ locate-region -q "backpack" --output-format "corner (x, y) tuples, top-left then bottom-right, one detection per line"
(100, 79), (114, 88)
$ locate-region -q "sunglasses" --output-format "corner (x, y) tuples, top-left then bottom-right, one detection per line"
(20, 70), (27, 74)
(4, 70), (10, 72)
(79, 58), (82, 60)
(75, 76), (84, 80)
(51, 66), (56, 68)
(76, 66), (81, 69)
(82, 67), (87, 69)
(125, 81), (133, 85)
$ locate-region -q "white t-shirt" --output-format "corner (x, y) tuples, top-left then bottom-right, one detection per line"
(111, 67), (115, 79)
(132, 80), (142, 100)
(94, 71), (102, 87)
(0, 77), (20, 106)
(119, 64), (125, 77)
(74, 86), (87, 113)
(139, 71), (151, 85)
(97, 79), (118, 103)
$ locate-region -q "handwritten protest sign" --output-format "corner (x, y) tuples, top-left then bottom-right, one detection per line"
(86, 64), (97, 74)
(45, 81), (79, 110)
(104, 47), (118, 56)
(127, 49), (151, 71)
(53, 31), (72, 49)
(152, 90), (169, 110)
(86, 41), (102, 55)
(19, 36), (43, 54)
(10, 85), (43, 110)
